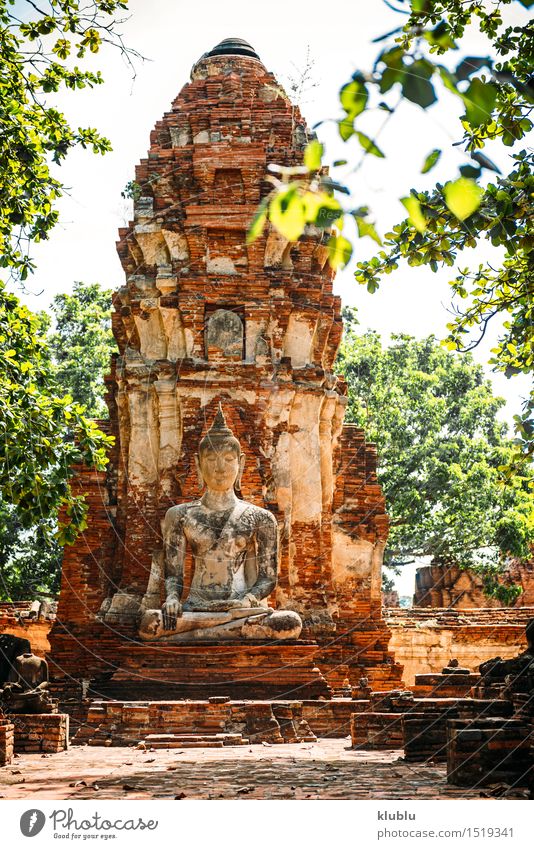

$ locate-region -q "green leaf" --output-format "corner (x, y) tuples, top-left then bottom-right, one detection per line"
(421, 149), (441, 174)
(304, 140), (324, 172)
(338, 119), (355, 141)
(303, 192), (342, 228)
(463, 79), (497, 128)
(459, 164), (481, 179)
(269, 188), (306, 241)
(401, 196), (426, 233)
(402, 61), (437, 108)
(425, 22), (457, 51)
(246, 200), (268, 244)
(354, 215), (382, 245)
(438, 65), (459, 95)
(356, 132), (384, 158)
(340, 78), (368, 120)
(444, 178), (484, 220)
(328, 235), (353, 270)
(411, 0), (431, 11)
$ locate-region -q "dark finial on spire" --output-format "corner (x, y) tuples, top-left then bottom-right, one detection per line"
(205, 37), (260, 60)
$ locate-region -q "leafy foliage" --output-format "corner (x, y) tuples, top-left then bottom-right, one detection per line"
(0, 501), (61, 601)
(0, 282), (115, 601)
(48, 281), (115, 417)
(0, 280), (116, 599)
(0, 2), (128, 598)
(253, 0), (533, 460)
(0, 284), (113, 545)
(0, 0), (134, 279)
(336, 321), (533, 602)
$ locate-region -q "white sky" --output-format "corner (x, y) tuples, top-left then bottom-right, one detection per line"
(12, 0), (531, 597)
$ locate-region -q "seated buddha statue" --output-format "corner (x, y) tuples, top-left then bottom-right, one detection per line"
(138, 405), (302, 642)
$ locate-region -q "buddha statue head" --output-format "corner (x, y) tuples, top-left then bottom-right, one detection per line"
(195, 404), (245, 493)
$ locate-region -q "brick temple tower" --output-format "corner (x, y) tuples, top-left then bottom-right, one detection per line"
(49, 38), (402, 698)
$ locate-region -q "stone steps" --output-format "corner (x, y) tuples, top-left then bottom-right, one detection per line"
(141, 732), (248, 748)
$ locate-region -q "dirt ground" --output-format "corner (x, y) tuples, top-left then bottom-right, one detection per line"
(0, 738), (485, 800)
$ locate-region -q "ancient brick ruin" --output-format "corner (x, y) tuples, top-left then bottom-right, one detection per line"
(47, 37), (402, 703)
(414, 560), (534, 608)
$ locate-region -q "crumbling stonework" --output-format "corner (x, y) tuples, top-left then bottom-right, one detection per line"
(0, 602), (54, 656)
(386, 606), (531, 685)
(73, 699), (315, 747)
(447, 718), (532, 787)
(414, 560), (534, 608)
(49, 39), (401, 698)
(350, 694), (513, 751)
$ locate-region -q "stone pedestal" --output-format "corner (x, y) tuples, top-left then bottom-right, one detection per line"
(413, 671), (479, 698)
(0, 719), (14, 766)
(92, 642), (331, 701)
(12, 713), (69, 753)
(447, 718), (533, 787)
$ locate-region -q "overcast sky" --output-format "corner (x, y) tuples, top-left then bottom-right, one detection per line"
(13, 0), (530, 597)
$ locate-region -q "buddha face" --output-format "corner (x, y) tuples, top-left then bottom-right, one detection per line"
(197, 439), (245, 493)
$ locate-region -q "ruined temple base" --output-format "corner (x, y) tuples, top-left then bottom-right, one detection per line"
(70, 698), (371, 747)
(87, 642), (332, 701)
(73, 699), (321, 747)
(49, 628), (404, 704)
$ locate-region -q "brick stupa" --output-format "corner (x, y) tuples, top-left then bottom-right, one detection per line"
(49, 38), (402, 700)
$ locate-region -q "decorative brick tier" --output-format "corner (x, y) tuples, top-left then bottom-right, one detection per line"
(12, 713), (69, 754)
(0, 719), (14, 766)
(73, 700), (316, 747)
(87, 642), (331, 701)
(447, 718), (533, 788)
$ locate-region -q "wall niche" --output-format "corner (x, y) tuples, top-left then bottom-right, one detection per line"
(213, 168), (245, 203)
(205, 306), (244, 362)
(206, 228), (248, 274)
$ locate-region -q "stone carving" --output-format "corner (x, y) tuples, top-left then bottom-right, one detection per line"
(0, 652), (56, 714)
(205, 309), (243, 360)
(139, 406), (302, 642)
